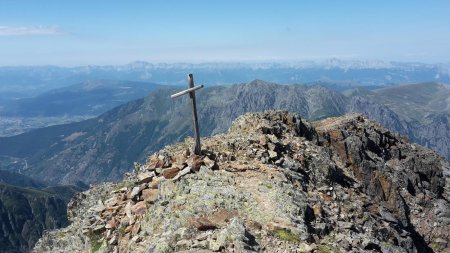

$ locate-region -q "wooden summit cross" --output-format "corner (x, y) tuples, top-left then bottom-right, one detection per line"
(170, 74), (204, 155)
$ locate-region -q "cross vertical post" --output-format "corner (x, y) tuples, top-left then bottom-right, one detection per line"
(170, 74), (204, 155)
(188, 74), (201, 155)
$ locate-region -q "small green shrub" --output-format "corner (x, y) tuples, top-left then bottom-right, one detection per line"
(273, 229), (299, 243)
(318, 244), (341, 253)
(91, 239), (102, 252)
(265, 183), (273, 189)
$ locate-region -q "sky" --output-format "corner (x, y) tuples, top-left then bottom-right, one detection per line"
(0, 0), (449, 66)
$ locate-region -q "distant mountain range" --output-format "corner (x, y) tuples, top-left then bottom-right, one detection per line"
(0, 80), (166, 137)
(0, 81), (448, 186)
(1, 80), (164, 117)
(2, 60), (449, 137)
(1, 60), (449, 98)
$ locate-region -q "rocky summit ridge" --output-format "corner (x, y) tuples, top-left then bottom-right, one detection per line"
(33, 111), (450, 253)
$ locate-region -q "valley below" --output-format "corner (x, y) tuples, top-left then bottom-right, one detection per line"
(0, 115), (93, 137)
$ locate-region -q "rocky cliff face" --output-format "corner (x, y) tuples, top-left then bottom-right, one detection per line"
(33, 111), (449, 253)
(0, 184), (80, 253)
(409, 113), (450, 160)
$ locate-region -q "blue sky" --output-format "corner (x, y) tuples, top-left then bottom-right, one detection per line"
(0, 0), (449, 66)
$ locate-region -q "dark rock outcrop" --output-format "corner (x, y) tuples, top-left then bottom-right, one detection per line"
(0, 184), (84, 253)
(315, 114), (449, 252)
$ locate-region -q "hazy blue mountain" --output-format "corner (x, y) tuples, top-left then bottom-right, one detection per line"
(0, 80), (168, 137)
(1, 61), (448, 137)
(1, 80), (165, 117)
(1, 61), (449, 97)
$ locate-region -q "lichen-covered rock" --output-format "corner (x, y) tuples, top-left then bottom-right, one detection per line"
(33, 111), (450, 253)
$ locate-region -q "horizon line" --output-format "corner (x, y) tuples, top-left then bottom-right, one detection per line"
(1, 58), (450, 68)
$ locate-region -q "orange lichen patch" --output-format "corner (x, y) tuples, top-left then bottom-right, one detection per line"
(378, 174), (392, 201)
(188, 217), (218, 231)
(208, 209), (237, 227)
(313, 203), (323, 219)
(188, 209), (237, 231)
(131, 201), (147, 216)
(141, 189), (158, 203)
(320, 192), (333, 202)
(328, 129), (348, 160)
(161, 167), (181, 179)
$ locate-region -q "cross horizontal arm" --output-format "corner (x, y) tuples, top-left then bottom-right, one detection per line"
(170, 85), (204, 99)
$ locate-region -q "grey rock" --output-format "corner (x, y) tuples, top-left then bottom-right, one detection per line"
(130, 186), (141, 200)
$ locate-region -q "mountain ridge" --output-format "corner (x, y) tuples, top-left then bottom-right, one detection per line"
(0, 81), (448, 186)
(1, 80), (164, 117)
(1, 61), (449, 96)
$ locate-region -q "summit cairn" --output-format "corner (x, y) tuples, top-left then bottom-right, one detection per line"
(34, 111), (449, 253)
